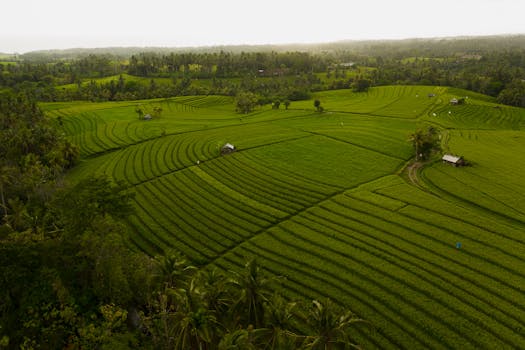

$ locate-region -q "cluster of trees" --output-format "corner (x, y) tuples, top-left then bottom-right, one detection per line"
(66, 77), (188, 102)
(0, 93), (79, 231)
(0, 55), (119, 87)
(368, 51), (525, 106)
(496, 80), (525, 107)
(127, 51), (332, 78)
(409, 126), (442, 161)
(0, 96), (367, 349)
(142, 257), (367, 350)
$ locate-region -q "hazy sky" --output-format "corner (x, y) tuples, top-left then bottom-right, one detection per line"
(1, 0), (524, 53)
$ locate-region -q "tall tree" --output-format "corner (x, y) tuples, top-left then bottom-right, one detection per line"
(228, 259), (277, 328)
(259, 294), (300, 350)
(303, 299), (367, 350)
(314, 99), (322, 112)
(235, 91), (259, 114)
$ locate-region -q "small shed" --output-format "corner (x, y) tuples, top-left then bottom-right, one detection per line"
(221, 143), (236, 155)
(428, 93), (436, 98)
(442, 154), (465, 167)
(449, 98), (459, 105)
(143, 114), (152, 120)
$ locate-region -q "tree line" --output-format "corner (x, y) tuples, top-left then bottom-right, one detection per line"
(1, 36), (524, 105)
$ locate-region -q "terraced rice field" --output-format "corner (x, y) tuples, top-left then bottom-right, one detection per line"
(46, 86), (525, 349)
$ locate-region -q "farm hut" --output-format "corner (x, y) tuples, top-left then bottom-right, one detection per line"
(449, 98), (459, 105)
(442, 154), (465, 167)
(221, 143), (236, 155)
(143, 114), (152, 120)
(428, 93), (436, 98)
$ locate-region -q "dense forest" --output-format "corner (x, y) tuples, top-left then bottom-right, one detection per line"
(1, 35), (524, 106)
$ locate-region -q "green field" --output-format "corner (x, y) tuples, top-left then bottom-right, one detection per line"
(56, 73), (174, 90)
(45, 85), (525, 349)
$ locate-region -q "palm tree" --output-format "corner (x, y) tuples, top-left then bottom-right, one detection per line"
(146, 272), (218, 350)
(409, 127), (441, 161)
(259, 294), (301, 350)
(197, 268), (233, 329)
(228, 259), (279, 329)
(153, 251), (196, 289)
(145, 290), (179, 350)
(408, 129), (426, 161)
(218, 327), (260, 350)
(302, 299), (367, 350)
(172, 279), (219, 350)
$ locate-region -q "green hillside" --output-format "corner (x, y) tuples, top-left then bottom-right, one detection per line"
(45, 85), (525, 349)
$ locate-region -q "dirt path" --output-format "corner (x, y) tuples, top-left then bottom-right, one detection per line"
(407, 161), (423, 187)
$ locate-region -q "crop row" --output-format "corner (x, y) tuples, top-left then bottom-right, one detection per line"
(331, 195), (525, 294)
(80, 132), (214, 185)
(127, 197), (211, 262)
(422, 166), (525, 225)
(281, 219), (519, 348)
(213, 245), (401, 350)
(198, 156), (331, 214)
(243, 135), (404, 189)
(299, 205), (525, 327)
(446, 130), (525, 194)
(348, 86), (442, 116)
(212, 187), (525, 348)
(230, 152), (339, 195)
(315, 128), (411, 160)
(60, 111), (167, 156)
(374, 180), (525, 242)
(346, 187), (525, 267)
(215, 229), (472, 349)
(430, 103), (525, 130)
(422, 129), (525, 224)
(297, 208), (523, 347)
(345, 192), (525, 282)
(321, 198), (525, 325)
(437, 165), (525, 216)
(128, 166), (288, 259)
(290, 86), (432, 114)
(81, 121), (309, 185)
(273, 113), (414, 159)
(371, 94), (439, 118)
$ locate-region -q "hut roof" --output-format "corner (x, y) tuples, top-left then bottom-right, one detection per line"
(222, 143), (235, 150)
(442, 154), (462, 164)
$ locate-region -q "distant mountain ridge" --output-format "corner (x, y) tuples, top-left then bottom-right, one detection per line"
(19, 34), (525, 60)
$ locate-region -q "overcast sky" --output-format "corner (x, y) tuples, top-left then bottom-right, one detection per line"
(1, 0), (524, 53)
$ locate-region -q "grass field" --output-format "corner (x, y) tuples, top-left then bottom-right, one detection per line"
(56, 73), (174, 90)
(46, 85), (525, 349)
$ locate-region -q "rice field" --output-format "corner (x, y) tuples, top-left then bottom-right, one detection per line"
(47, 85), (525, 349)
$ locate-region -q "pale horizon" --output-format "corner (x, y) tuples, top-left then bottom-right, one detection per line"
(2, 0), (524, 54)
